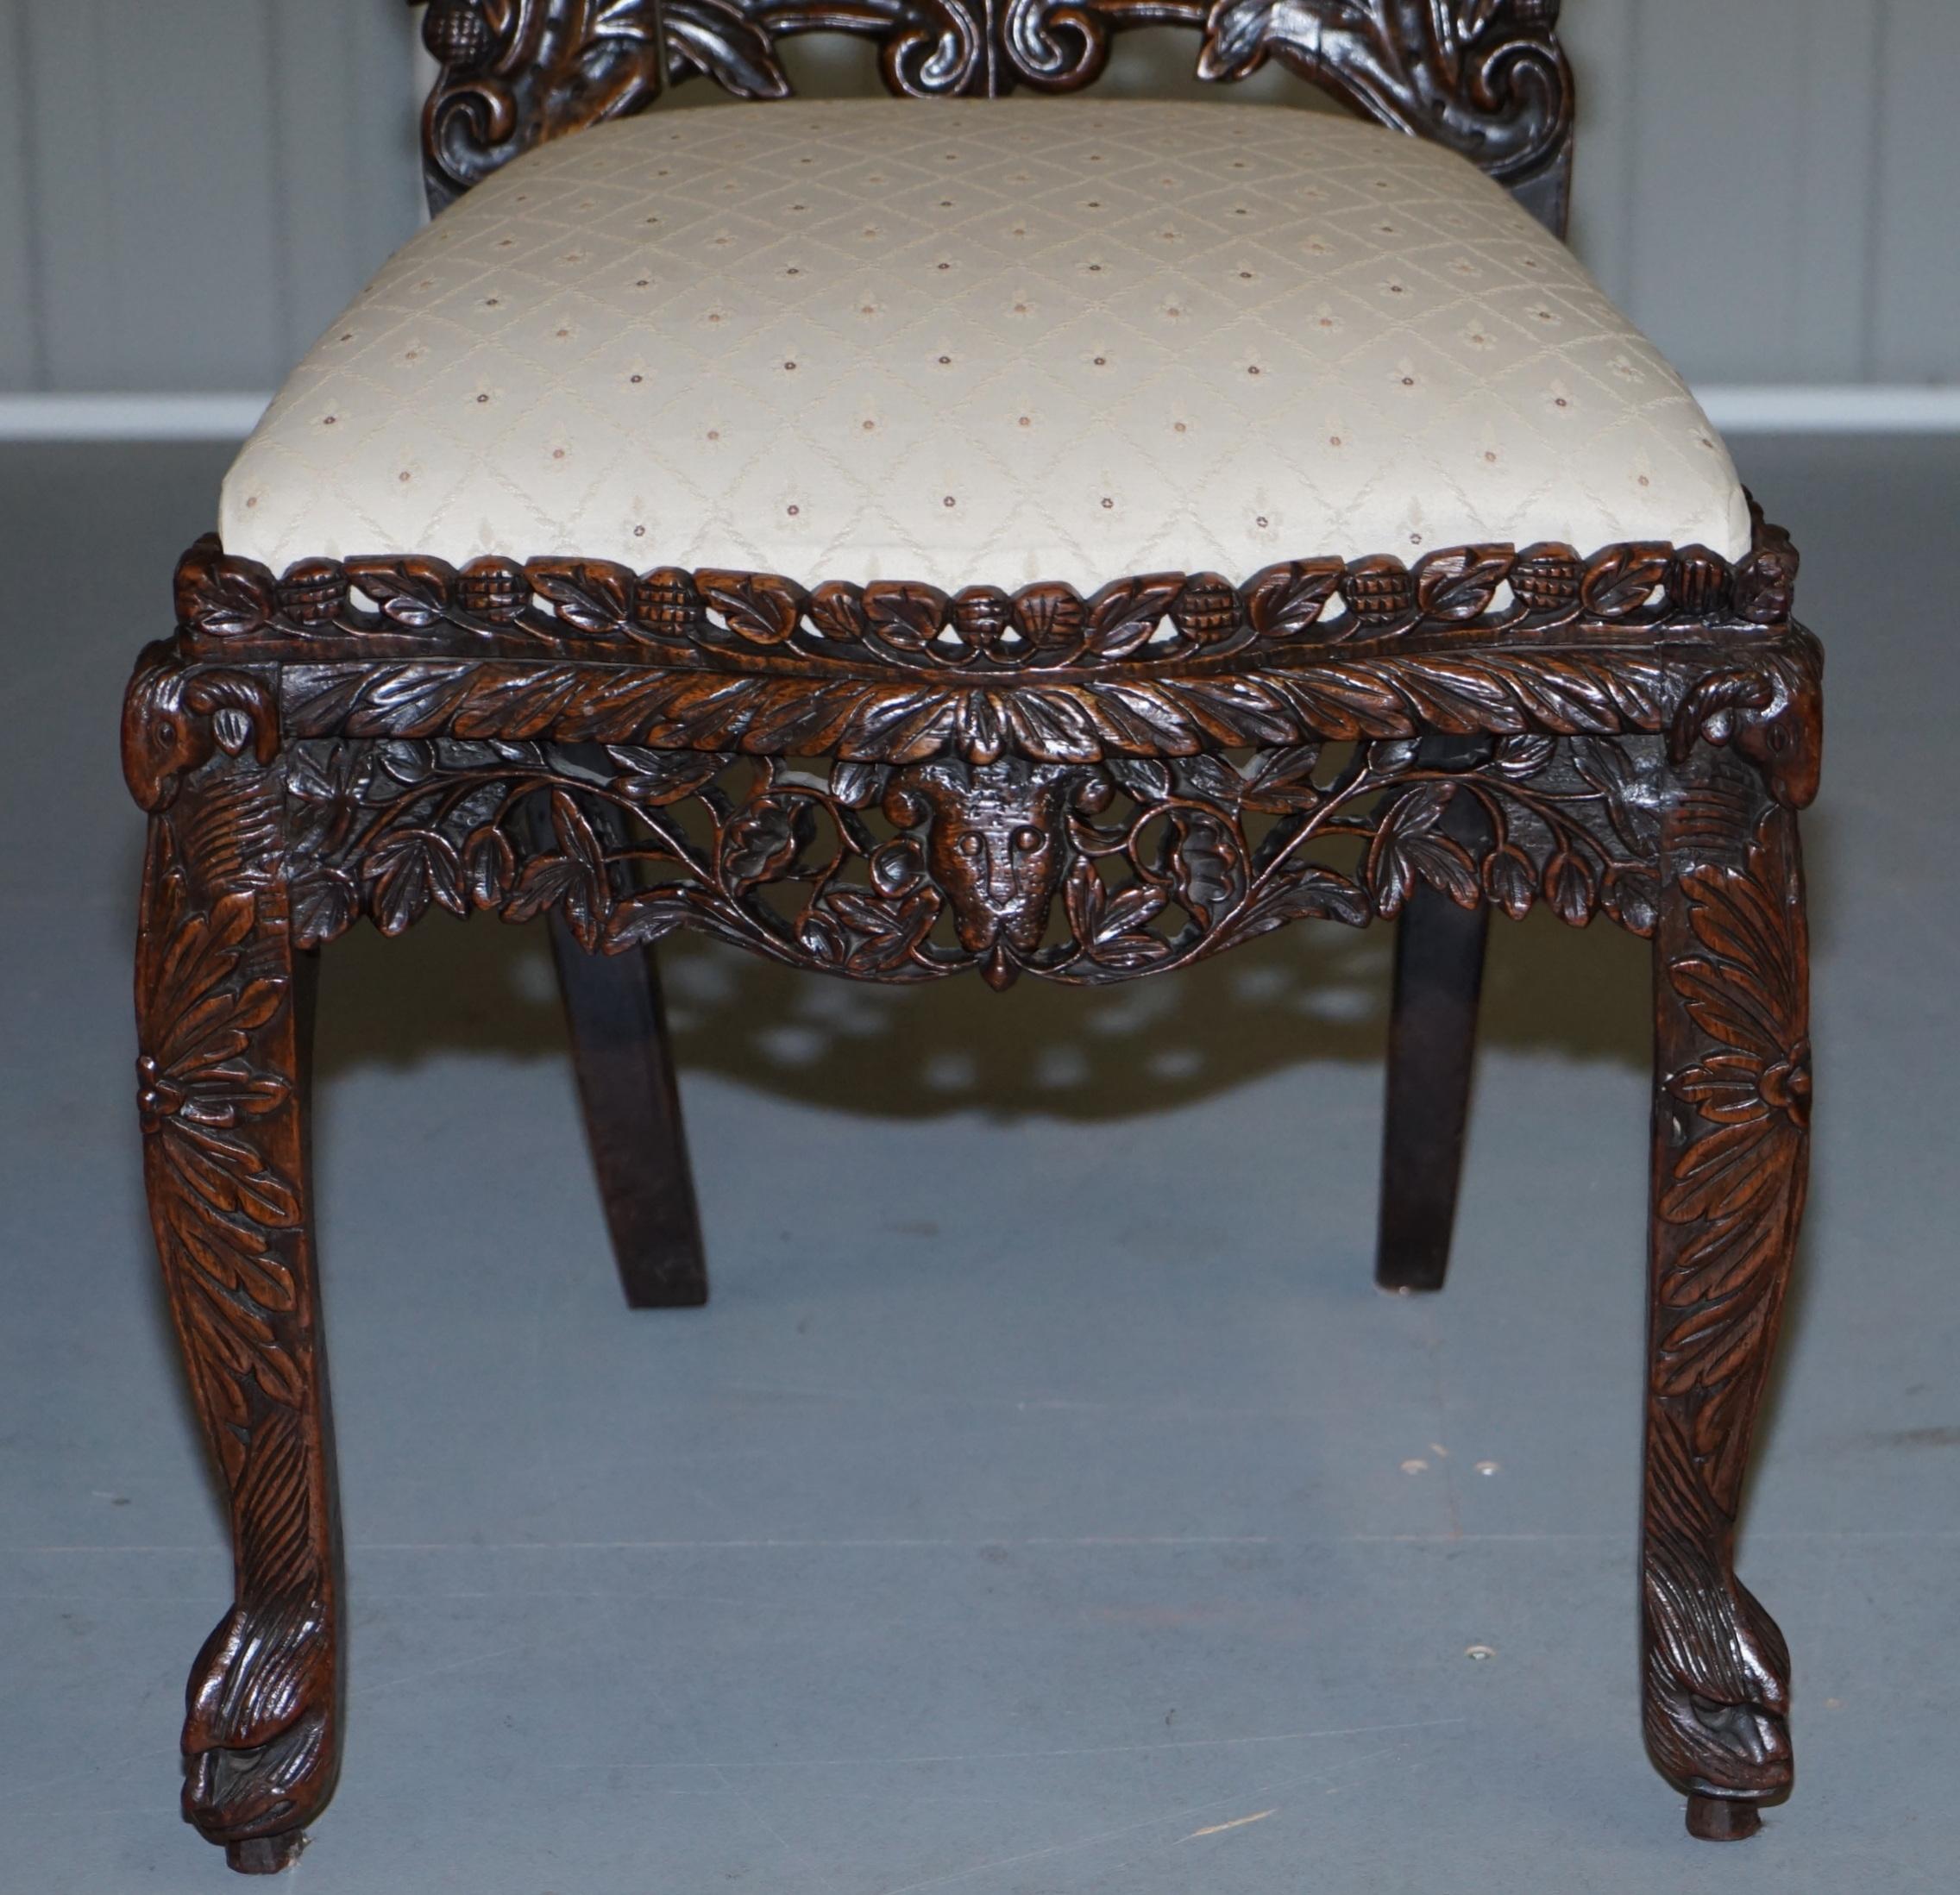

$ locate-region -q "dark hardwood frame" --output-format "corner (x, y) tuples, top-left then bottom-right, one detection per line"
(127, 0), (1819, 1871)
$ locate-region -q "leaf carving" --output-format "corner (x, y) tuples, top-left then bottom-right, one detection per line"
(1416, 544), (1514, 622)
(1196, 0), (1279, 80)
(1065, 859), (1171, 969)
(1240, 743), (1324, 813)
(663, 0), (794, 96)
(604, 744), (728, 805)
(366, 827), (467, 934)
(863, 581), (951, 652)
(1542, 848), (1596, 926)
(1170, 809), (1247, 926)
(1243, 559), (1345, 639)
(1580, 543), (1671, 618)
(808, 580), (870, 644)
(345, 556), (462, 631)
(1366, 780), (1454, 917)
(1086, 574), (1184, 660)
(531, 560), (635, 636)
(463, 825), (516, 907)
(699, 569), (806, 644)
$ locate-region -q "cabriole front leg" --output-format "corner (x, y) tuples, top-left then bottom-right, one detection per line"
(1641, 772), (1809, 1837)
(128, 652), (342, 1873)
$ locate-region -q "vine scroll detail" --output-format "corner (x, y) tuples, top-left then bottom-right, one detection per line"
(273, 730), (1667, 988)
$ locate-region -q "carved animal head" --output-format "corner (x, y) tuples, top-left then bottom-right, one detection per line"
(885, 760), (1105, 984)
(122, 649), (280, 813)
(1732, 684), (1822, 812)
(1668, 655), (1821, 812)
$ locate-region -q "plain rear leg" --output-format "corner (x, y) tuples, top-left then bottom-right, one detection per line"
(550, 920), (708, 1308)
(1375, 871), (1489, 1293)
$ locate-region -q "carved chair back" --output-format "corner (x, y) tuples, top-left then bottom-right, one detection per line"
(418, 0), (1574, 230)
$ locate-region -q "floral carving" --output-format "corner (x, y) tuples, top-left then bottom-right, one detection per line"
(137, 872), (304, 1445)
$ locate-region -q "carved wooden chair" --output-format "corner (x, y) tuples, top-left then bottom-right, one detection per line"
(124, 0), (1819, 1872)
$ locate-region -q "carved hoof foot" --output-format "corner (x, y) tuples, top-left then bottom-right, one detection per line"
(226, 1832), (306, 1874)
(1647, 1677), (1792, 1810)
(1687, 1795), (1762, 1842)
(184, 1596), (338, 1855)
(1643, 1562), (1792, 1809)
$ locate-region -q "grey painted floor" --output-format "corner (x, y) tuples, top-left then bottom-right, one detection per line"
(2, 436), (1957, 1893)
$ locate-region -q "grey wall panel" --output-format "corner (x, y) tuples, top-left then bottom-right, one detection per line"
(27, 0), (288, 390)
(17, 0), (120, 391)
(268, 0), (424, 364)
(10, 0), (418, 394)
(1561, 0), (1639, 301)
(1786, 0), (1885, 378)
(1609, 0), (1886, 385)
(1, 0), (1953, 392)
(0, 0), (42, 386)
(1872, 0), (1960, 382)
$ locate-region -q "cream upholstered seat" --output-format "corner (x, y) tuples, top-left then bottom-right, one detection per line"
(222, 97), (1750, 593)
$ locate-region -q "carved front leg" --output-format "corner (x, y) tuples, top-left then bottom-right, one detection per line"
(1642, 770), (1808, 1838)
(129, 651), (340, 1873)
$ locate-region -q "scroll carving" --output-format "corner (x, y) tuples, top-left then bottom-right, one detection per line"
(415, 0), (1572, 223)
(417, 0), (668, 210)
(1196, 0), (1571, 211)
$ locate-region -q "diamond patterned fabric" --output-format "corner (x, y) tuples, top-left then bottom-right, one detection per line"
(221, 98), (1751, 592)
